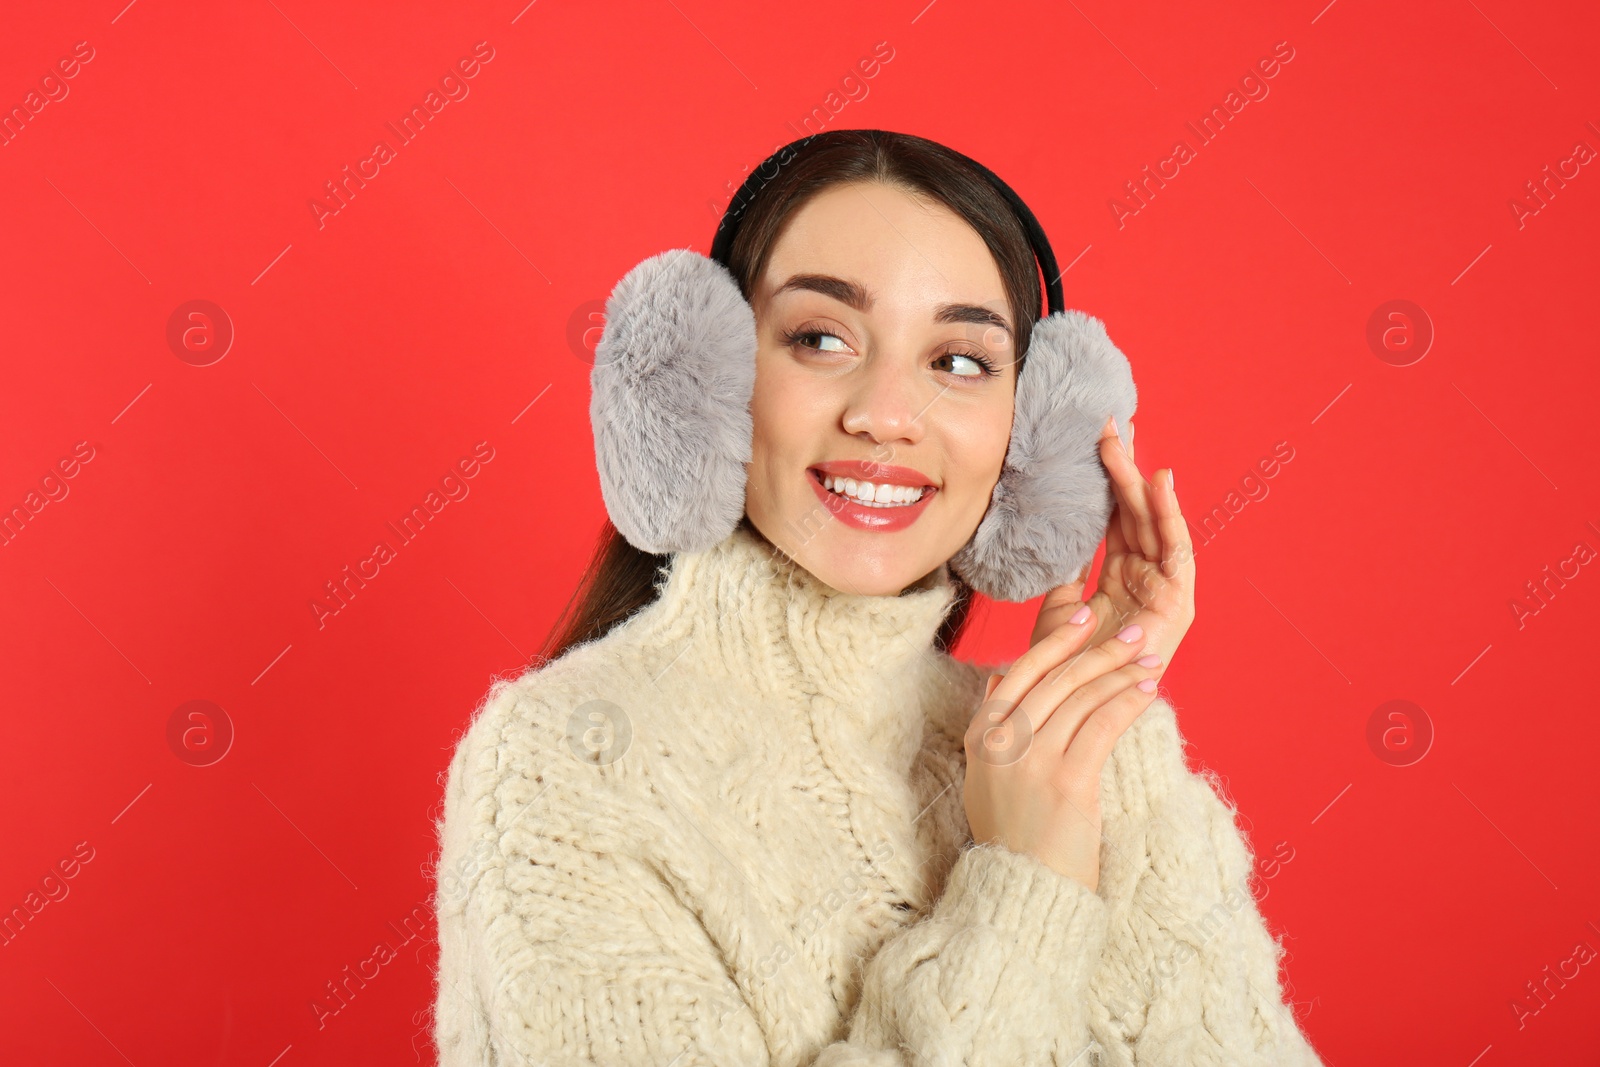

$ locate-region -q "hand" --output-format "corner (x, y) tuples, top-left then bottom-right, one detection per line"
(1029, 417), (1195, 667)
(963, 605), (1164, 892)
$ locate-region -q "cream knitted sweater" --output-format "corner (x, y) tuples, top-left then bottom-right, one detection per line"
(431, 523), (1326, 1066)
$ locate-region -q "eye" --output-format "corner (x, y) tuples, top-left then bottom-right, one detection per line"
(782, 325), (853, 354)
(933, 350), (999, 378)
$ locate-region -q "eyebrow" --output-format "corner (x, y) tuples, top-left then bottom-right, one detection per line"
(772, 273), (1013, 337)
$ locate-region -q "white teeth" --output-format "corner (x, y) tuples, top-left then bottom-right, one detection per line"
(819, 473), (928, 507)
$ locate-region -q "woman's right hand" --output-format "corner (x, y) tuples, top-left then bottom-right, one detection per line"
(962, 605), (1165, 893)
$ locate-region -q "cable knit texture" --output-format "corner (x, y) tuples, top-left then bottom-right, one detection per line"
(431, 522), (1327, 1066)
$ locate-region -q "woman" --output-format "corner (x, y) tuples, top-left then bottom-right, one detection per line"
(430, 130), (1325, 1066)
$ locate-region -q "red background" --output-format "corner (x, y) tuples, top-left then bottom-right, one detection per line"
(4, 1), (1598, 1063)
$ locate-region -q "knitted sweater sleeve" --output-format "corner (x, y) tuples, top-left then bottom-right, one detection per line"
(1091, 696), (1328, 1066)
(431, 681), (1112, 1067)
(820, 841), (1111, 1066)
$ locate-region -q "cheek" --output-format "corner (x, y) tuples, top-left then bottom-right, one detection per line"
(941, 402), (1013, 497)
(747, 352), (822, 486)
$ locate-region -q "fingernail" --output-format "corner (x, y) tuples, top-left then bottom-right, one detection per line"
(1068, 605), (1092, 625)
(1137, 678), (1158, 692)
(1116, 624), (1143, 643)
(1135, 654), (1162, 667)
(1168, 468), (1175, 491)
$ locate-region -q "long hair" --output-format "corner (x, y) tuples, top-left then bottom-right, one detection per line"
(538, 130), (1046, 667)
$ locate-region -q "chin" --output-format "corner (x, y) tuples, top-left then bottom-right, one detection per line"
(747, 491), (968, 597)
(801, 530), (945, 598)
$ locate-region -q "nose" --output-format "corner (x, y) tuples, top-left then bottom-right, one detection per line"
(840, 351), (933, 449)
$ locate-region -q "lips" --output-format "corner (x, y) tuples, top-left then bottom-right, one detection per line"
(807, 459), (937, 487)
(805, 465), (938, 533)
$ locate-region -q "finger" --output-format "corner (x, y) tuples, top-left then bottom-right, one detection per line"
(1101, 429), (1161, 562)
(983, 607), (1100, 720)
(1099, 419), (1140, 553)
(1034, 651), (1164, 755)
(1039, 572), (1089, 617)
(1010, 620), (1148, 737)
(1100, 415), (1139, 556)
(1031, 577), (1088, 645)
(1148, 468), (1193, 580)
(1103, 498), (1129, 562)
(1056, 683), (1163, 792)
(1030, 573), (1095, 649)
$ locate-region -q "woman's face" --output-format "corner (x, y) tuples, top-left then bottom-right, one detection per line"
(744, 180), (1017, 597)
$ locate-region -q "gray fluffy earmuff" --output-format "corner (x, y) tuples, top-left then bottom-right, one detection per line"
(947, 311), (1137, 602)
(589, 247), (1137, 603)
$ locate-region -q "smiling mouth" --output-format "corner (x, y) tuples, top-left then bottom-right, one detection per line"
(808, 468), (935, 508)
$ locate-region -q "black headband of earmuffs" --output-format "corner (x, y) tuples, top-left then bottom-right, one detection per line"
(708, 130), (1066, 319)
(589, 129), (1138, 603)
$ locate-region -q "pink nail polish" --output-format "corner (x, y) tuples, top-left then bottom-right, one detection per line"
(1135, 654), (1162, 667)
(1116, 624), (1142, 643)
(1068, 605), (1091, 625)
(1137, 678), (1158, 692)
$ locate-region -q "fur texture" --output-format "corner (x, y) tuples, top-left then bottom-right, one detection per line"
(590, 249), (758, 554)
(948, 309), (1138, 602)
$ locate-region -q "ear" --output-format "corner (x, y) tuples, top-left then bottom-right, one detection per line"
(590, 249), (757, 554)
(948, 309), (1137, 603)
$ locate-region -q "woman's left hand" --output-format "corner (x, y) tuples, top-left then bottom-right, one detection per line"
(1028, 417), (1196, 668)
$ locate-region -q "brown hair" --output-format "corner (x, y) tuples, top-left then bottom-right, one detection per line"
(537, 130), (1047, 667)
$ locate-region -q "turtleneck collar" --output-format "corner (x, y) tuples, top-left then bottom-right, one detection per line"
(632, 522), (972, 912)
(643, 521), (962, 705)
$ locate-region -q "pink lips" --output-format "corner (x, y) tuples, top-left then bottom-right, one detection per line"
(808, 459), (936, 486)
(806, 463), (939, 533)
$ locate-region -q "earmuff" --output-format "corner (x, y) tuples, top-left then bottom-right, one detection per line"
(588, 130), (1137, 603)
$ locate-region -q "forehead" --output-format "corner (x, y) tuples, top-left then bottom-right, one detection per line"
(757, 181), (1006, 305)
